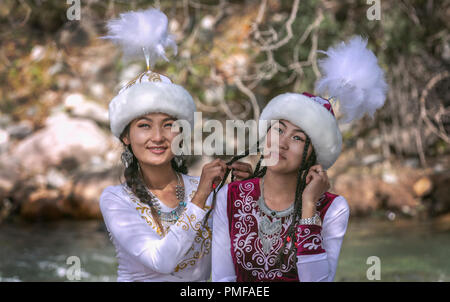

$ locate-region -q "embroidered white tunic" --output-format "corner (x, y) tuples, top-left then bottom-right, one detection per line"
(211, 178), (350, 282)
(100, 174), (213, 282)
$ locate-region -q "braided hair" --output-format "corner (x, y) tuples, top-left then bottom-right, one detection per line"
(119, 123), (188, 236)
(203, 129), (317, 269)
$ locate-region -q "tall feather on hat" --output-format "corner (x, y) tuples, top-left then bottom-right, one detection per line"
(259, 35), (388, 169)
(315, 36), (388, 123)
(102, 8), (177, 70)
(103, 8), (196, 139)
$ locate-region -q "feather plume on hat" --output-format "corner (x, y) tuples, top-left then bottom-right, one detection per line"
(101, 8), (177, 70)
(315, 36), (388, 123)
(103, 8), (196, 139)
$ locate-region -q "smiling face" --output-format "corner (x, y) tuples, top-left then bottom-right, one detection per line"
(264, 119), (314, 174)
(121, 112), (181, 167)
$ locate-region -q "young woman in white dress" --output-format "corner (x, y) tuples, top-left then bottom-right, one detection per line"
(98, 8), (252, 282)
(211, 36), (388, 282)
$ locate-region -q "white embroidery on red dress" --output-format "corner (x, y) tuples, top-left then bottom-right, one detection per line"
(231, 181), (296, 280)
(295, 227), (324, 251)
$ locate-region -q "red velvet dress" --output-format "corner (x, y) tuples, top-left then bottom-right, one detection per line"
(226, 178), (339, 282)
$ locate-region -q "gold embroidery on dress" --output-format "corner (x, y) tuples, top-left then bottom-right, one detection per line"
(175, 205), (212, 272)
(189, 190), (196, 200)
(123, 184), (163, 236)
(123, 178), (212, 273)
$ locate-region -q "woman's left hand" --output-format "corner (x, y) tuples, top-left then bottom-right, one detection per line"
(228, 161), (253, 181)
(302, 164), (330, 205)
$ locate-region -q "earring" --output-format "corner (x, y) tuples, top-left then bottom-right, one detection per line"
(174, 151), (184, 167)
(121, 145), (134, 168)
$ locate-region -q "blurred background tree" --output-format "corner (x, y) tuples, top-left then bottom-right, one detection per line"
(0, 0), (449, 222)
(1, 0), (448, 163)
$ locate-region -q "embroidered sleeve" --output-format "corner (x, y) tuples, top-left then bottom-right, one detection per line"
(99, 188), (207, 275)
(295, 196), (350, 282)
(295, 224), (326, 255)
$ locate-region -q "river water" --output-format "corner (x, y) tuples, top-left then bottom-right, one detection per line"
(0, 216), (449, 282)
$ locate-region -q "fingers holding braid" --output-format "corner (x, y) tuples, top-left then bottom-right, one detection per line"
(229, 161), (253, 181)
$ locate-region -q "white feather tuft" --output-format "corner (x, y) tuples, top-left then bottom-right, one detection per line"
(102, 8), (177, 69)
(315, 36), (388, 123)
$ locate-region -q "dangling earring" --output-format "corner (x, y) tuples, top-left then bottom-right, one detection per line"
(121, 145), (134, 168)
(174, 138), (185, 167)
(174, 151), (184, 167)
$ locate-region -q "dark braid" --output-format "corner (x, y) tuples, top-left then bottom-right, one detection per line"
(276, 137), (317, 268)
(202, 134), (268, 227)
(204, 129), (317, 270)
(201, 145), (253, 227)
(119, 124), (189, 236)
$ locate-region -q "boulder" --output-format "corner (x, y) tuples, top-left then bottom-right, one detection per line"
(64, 93), (109, 126)
(12, 112), (113, 175)
(18, 187), (66, 221)
(61, 167), (123, 219)
(332, 174), (382, 216)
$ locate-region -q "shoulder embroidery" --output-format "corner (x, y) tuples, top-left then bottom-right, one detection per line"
(122, 182), (212, 273)
(122, 184), (163, 236)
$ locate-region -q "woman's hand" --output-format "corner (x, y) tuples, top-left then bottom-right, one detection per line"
(228, 161), (253, 181)
(301, 164), (330, 218)
(191, 159), (227, 209)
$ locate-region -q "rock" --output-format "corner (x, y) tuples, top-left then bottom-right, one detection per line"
(361, 154), (383, 166)
(19, 188), (65, 221)
(377, 181), (420, 214)
(0, 159), (21, 195)
(46, 168), (69, 189)
(6, 120), (34, 139)
(333, 174), (382, 216)
(30, 45), (46, 62)
(62, 167), (123, 219)
(413, 177), (433, 197)
(426, 172), (450, 216)
(0, 129), (9, 153)
(0, 198), (14, 223)
(12, 112), (112, 175)
(333, 171), (421, 217)
(64, 93), (109, 125)
(0, 114), (12, 128)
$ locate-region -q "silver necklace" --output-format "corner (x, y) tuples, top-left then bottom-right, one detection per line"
(257, 177), (294, 254)
(145, 173), (186, 227)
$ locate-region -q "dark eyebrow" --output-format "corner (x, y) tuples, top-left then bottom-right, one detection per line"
(293, 129), (306, 135)
(138, 117), (176, 122)
(279, 121), (305, 134)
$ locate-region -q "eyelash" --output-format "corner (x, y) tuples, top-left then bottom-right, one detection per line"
(275, 127), (304, 141)
(138, 123), (173, 128)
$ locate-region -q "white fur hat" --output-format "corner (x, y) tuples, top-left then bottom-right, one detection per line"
(259, 92), (342, 170)
(258, 36), (388, 170)
(108, 72), (196, 138)
(103, 8), (196, 138)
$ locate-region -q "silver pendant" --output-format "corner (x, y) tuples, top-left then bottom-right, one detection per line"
(258, 214), (282, 254)
(257, 177), (294, 254)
